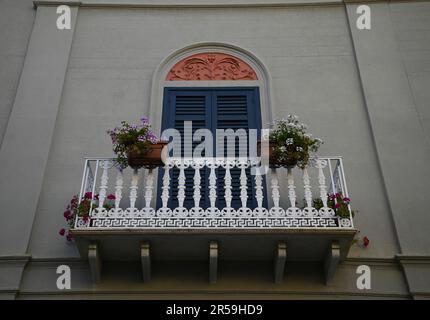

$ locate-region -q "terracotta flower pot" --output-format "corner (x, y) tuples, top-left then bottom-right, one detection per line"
(127, 141), (169, 169)
(257, 140), (298, 168)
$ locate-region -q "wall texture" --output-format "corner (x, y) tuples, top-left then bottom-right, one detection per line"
(28, 5), (399, 260)
(0, 0), (35, 145)
(0, 0), (429, 299)
(391, 1), (430, 146)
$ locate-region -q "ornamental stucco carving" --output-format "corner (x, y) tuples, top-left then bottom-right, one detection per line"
(166, 52), (258, 81)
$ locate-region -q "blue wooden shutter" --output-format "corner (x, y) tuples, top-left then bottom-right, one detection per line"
(160, 89), (211, 209)
(159, 87), (265, 210)
(212, 89), (262, 209)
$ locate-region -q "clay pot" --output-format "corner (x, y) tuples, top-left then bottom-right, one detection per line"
(127, 141), (168, 169)
(257, 140), (298, 168)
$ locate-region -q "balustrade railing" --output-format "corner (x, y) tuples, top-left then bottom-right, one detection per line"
(74, 157), (354, 229)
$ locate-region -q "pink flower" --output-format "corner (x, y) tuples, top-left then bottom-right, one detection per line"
(107, 194), (116, 200)
(59, 228), (65, 236)
(63, 210), (72, 219)
(66, 234), (73, 242)
(83, 215), (89, 222)
(343, 197), (350, 202)
(335, 203), (341, 209)
(84, 192), (92, 199)
(363, 236), (370, 247)
(335, 193), (341, 198)
(328, 194), (335, 200)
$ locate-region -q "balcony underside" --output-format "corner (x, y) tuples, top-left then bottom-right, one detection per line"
(71, 227), (356, 285)
(71, 228), (357, 262)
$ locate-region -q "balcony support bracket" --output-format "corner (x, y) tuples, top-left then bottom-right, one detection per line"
(324, 240), (340, 285)
(209, 241), (218, 284)
(274, 241), (287, 283)
(88, 242), (102, 284)
(141, 241), (151, 282)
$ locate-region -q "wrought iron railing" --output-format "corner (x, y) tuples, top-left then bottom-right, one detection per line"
(74, 157), (354, 229)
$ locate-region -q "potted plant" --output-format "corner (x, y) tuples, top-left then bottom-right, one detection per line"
(313, 193), (356, 218)
(107, 117), (168, 169)
(258, 114), (323, 168)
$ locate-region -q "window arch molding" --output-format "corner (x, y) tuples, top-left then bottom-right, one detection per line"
(149, 42), (274, 136)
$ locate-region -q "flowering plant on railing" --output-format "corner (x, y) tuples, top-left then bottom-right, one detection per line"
(312, 193), (356, 218)
(268, 114), (323, 168)
(107, 117), (159, 168)
(59, 192), (115, 241)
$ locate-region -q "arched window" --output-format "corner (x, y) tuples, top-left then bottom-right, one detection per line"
(151, 44), (272, 209)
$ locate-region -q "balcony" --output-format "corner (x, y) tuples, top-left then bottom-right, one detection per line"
(71, 157), (357, 284)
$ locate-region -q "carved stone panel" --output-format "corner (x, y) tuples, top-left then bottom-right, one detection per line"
(166, 52), (258, 81)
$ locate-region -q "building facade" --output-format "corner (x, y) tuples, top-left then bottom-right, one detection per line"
(0, 0), (429, 299)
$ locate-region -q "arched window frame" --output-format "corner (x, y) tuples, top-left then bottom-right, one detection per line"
(149, 42), (274, 137)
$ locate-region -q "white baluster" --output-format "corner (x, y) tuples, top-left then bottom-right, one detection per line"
(141, 168), (155, 217)
(286, 168), (300, 216)
(206, 159), (220, 217)
(271, 174), (280, 208)
(240, 164), (248, 208)
(255, 169), (263, 208)
(313, 159), (334, 217)
(209, 165), (217, 207)
(161, 165), (170, 208)
(237, 159), (252, 216)
(253, 166), (268, 217)
(190, 159), (204, 217)
(221, 159), (236, 217)
(144, 169), (154, 208)
(114, 170), (123, 208)
(193, 166), (201, 207)
(94, 160), (112, 217)
(173, 160), (189, 217)
(177, 162), (186, 208)
(302, 167), (317, 216)
(111, 168), (123, 216)
(157, 163), (172, 217)
(128, 169), (139, 212)
(97, 160), (109, 209)
(269, 168), (285, 217)
(224, 162), (233, 208)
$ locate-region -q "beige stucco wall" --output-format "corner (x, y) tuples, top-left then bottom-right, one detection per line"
(1, 0), (429, 299)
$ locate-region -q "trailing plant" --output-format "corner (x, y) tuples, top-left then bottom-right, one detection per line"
(312, 193), (368, 248)
(59, 192), (115, 241)
(107, 117), (159, 168)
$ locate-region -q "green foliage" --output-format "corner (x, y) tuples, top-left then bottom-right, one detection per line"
(269, 115), (323, 168)
(107, 117), (158, 168)
(312, 193), (356, 218)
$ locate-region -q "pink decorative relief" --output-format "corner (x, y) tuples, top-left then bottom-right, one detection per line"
(166, 52), (258, 81)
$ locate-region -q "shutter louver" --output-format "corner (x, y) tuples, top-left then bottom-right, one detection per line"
(214, 93), (255, 209)
(159, 88), (265, 211)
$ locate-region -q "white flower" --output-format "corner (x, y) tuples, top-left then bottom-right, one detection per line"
(286, 138), (294, 145)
